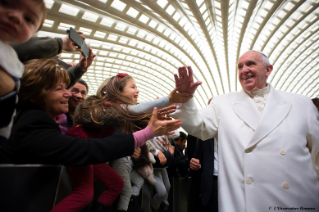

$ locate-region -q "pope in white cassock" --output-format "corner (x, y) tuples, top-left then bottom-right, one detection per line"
(171, 50), (319, 212)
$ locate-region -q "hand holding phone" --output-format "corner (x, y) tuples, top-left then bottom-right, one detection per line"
(67, 27), (90, 58)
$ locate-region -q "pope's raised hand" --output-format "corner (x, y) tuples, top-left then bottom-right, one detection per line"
(174, 66), (202, 94)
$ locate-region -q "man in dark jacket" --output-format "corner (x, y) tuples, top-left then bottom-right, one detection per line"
(172, 131), (189, 178)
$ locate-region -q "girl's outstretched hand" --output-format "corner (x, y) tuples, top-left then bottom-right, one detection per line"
(168, 87), (193, 104)
(148, 107), (182, 136)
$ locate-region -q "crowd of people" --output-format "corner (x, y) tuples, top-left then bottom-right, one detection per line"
(0, 1), (318, 212)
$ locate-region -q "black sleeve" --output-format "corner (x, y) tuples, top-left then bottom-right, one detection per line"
(193, 138), (203, 161)
(10, 37), (86, 88)
(67, 66), (87, 89)
(0, 91), (16, 128)
(174, 150), (188, 168)
(186, 134), (198, 165)
(153, 151), (173, 168)
(3, 110), (135, 165)
(10, 37), (63, 63)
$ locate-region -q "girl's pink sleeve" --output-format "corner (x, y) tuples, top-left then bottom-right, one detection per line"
(133, 126), (154, 148)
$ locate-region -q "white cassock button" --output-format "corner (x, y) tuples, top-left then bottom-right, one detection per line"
(246, 178), (252, 184)
(280, 150), (286, 155)
(282, 182), (289, 189)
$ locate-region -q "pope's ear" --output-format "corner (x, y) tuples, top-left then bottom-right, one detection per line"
(266, 65), (273, 77)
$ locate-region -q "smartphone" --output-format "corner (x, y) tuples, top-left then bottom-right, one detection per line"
(67, 27), (83, 48)
(67, 27), (90, 58)
(53, 57), (71, 70)
(81, 41), (90, 58)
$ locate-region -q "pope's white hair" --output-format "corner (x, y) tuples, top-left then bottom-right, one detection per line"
(248, 50), (271, 66)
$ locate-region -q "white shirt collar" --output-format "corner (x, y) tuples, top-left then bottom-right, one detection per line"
(245, 84), (270, 98)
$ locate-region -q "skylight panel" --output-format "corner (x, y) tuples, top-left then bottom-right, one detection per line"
(118, 54), (125, 59)
(179, 17), (186, 27)
(98, 0), (108, 3)
(196, 0), (204, 6)
(100, 18), (114, 27)
(145, 34), (154, 42)
(115, 23), (127, 31)
(94, 31), (106, 38)
(292, 11), (303, 21)
(148, 20), (158, 28)
(107, 35), (118, 41)
(79, 27), (92, 35)
(82, 12), (99, 22)
(95, 62), (104, 66)
(166, 5), (175, 15)
(119, 37), (128, 44)
(129, 40), (137, 47)
(102, 44), (112, 49)
(284, 2), (295, 11)
(43, 19), (54, 28)
(156, 25), (165, 33)
(58, 23), (75, 31)
(59, 4), (79, 16)
(137, 43), (145, 49)
(96, 57), (105, 62)
(139, 14), (150, 24)
(127, 7), (139, 18)
(111, 0), (127, 12)
(173, 12), (181, 21)
(127, 27), (137, 34)
(164, 29), (171, 37)
(259, 9), (268, 17)
(300, 3), (313, 13)
(60, 53), (73, 58)
(152, 38), (160, 45)
(199, 4), (207, 13)
(44, 0), (54, 9)
(137, 30), (147, 38)
(157, 0), (168, 8)
(241, 1), (249, 9)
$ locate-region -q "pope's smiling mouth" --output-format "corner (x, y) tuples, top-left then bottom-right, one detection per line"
(243, 75), (254, 80)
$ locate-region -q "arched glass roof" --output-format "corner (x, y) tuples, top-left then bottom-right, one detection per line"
(40, 0), (319, 108)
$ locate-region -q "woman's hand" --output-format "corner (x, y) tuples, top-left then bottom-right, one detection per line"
(190, 158), (201, 170)
(158, 151), (167, 165)
(148, 107), (182, 136)
(168, 87), (193, 104)
(168, 142), (175, 156)
(77, 48), (96, 70)
(62, 30), (85, 52)
(132, 148), (141, 159)
(157, 105), (177, 120)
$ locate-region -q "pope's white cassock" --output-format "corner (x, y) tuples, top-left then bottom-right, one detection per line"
(171, 85), (319, 212)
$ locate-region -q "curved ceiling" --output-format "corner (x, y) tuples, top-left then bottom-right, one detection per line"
(40, 0), (319, 108)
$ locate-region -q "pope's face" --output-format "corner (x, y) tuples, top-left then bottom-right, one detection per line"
(238, 51), (273, 92)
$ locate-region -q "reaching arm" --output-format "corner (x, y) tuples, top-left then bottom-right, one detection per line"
(128, 97), (170, 114)
(10, 37), (63, 62)
(170, 98), (219, 141)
